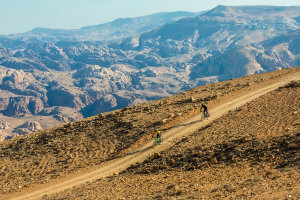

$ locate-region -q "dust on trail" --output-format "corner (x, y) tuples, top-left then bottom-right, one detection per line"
(9, 73), (300, 200)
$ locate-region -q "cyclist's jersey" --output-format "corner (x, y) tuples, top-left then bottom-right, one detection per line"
(155, 137), (161, 143)
(156, 131), (161, 138)
(201, 104), (208, 111)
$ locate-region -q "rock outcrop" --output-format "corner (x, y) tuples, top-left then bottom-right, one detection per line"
(0, 130), (9, 141)
(0, 121), (9, 130)
(14, 121), (43, 135)
(0, 129), (17, 141)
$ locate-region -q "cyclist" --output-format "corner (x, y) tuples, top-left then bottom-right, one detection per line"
(153, 129), (162, 144)
(200, 104), (209, 119)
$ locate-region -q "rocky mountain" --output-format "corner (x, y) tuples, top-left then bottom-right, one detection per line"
(191, 30), (300, 81)
(115, 6), (300, 53)
(1, 11), (201, 45)
(0, 5), (299, 139)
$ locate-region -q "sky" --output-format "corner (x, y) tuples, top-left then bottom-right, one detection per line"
(0, 0), (299, 35)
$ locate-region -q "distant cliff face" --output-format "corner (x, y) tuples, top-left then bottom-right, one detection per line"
(190, 30), (300, 81)
(0, 6), (299, 139)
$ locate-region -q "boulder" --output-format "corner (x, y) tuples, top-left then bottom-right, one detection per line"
(0, 121), (9, 130)
(169, 113), (175, 118)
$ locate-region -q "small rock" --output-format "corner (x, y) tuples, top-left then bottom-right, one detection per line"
(113, 171), (119, 176)
(143, 107), (150, 111)
(200, 162), (209, 168)
(153, 152), (161, 159)
(154, 194), (163, 199)
(223, 184), (235, 192)
(161, 118), (168, 124)
(210, 157), (218, 164)
(167, 158), (176, 165)
(287, 143), (298, 150)
(191, 157), (199, 164)
(169, 113), (175, 118)
(240, 136), (249, 143)
(210, 186), (222, 193)
(265, 169), (276, 176)
(166, 184), (176, 190)
(293, 111), (298, 115)
(188, 97), (196, 103)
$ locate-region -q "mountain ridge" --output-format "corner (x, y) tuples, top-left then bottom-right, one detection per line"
(5, 11), (203, 43)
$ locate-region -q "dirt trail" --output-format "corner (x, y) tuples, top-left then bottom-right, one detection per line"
(10, 73), (300, 200)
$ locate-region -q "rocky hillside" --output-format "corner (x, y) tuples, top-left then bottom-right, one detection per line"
(48, 80), (299, 200)
(0, 6), (299, 139)
(0, 67), (298, 199)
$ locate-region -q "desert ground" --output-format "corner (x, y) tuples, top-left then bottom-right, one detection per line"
(42, 78), (300, 200)
(0, 67), (299, 200)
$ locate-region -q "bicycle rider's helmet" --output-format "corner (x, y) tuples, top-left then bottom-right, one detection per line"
(154, 129), (157, 132)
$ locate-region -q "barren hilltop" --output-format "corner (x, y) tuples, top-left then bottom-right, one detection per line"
(0, 67), (299, 200)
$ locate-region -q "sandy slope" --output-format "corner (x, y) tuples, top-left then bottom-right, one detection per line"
(47, 81), (299, 199)
(8, 72), (300, 200)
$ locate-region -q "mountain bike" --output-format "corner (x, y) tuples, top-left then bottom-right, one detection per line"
(201, 111), (210, 121)
(153, 136), (163, 145)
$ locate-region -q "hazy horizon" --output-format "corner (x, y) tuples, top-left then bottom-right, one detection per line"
(1, 0), (299, 35)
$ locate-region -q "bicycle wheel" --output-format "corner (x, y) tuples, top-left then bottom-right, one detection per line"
(206, 112), (210, 118)
(201, 113), (205, 121)
(159, 137), (163, 144)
